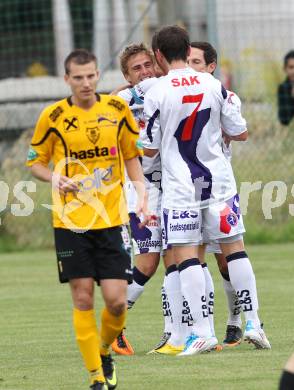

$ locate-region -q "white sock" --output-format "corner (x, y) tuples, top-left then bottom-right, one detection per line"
(227, 251), (260, 327)
(165, 265), (186, 346)
(127, 266), (150, 308)
(202, 263), (216, 337)
(221, 273), (242, 328)
(161, 276), (173, 333)
(127, 280), (144, 308)
(181, 297), (194, 340)
(178, 258), (211, 338)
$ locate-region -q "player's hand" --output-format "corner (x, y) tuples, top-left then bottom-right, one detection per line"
(222, 130), (232, 147)
(139, 214), (158, 228)
(110, 83), (132, 95)
(52, 173), (79, 195)
(136, 192), (152, 227)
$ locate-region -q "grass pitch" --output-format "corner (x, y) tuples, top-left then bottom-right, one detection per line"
(0, 243), (293, 390)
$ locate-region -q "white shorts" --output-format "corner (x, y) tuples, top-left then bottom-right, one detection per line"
(129, 212), (162, 255)
(163, 194), (245, 246)
(202, 194), (245, 241)
(205, 242), (222, 254)
(161, 224), (172, 252)
(162, 208), (202, 245)
(126, 179), (162, 255)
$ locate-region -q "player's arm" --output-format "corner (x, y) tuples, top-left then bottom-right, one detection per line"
(29, 163), (79, 195)
(124, 157), (148, 217)
(143, 147), (158, 157)
(118, 101), (150, 220)
(30, 163), (52, 182)
(110, 83), (131, 95)
(222, 129), (248, 141)
(220, 88), (248, 141)
(141, 88), (161, 157)
(26, 108), (79, 195)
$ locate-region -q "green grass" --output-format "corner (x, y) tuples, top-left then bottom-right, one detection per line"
(0, 244), (293, 390)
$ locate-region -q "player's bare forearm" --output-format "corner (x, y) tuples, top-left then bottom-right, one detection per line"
(143, 147), (158, 157)
(223, 129), (248, 142)
(124, 157), (145, 195)
(124, 157), (149, 221)
(30, 163), (53, 183)
(110, 83), (132, 95)
(29, 163), (79, 195)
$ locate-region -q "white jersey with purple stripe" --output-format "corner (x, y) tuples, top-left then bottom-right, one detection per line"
(142, 68), (247, 210)
(118, 83), (161, 213)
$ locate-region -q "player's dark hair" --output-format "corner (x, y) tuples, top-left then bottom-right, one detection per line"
(190, 41), (218, 65)
(284, 50), (294, 67)
(119, 43), (153, 75)
(152, 25), (190, 63)
(64, 49), (97, 74)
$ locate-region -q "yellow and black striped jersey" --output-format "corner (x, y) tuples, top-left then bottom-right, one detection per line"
(27, 94), (142, 230)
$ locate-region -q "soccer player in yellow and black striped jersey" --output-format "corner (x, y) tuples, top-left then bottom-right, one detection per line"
(26, 49), (149, 390)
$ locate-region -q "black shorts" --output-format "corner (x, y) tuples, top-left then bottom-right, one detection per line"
(54, 226), (132, 284)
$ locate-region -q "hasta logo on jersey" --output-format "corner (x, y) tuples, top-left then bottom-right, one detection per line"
(64, 116), (79, 132)
(70, 146), (117, 160)
(86, 127), (100, 144)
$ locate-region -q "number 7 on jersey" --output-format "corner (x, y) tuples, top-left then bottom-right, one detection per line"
(181, 93), (204, 141)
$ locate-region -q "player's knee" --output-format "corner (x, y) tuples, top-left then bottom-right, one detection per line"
(218, 263), (228, 274)
(139, 262), (158, 277)
(215, 253), (228, 274)
(107, 300), (126, 316)
(73, 290), (94, 310)
(163, 252), (175, 269)
(136, 254), (160, 277)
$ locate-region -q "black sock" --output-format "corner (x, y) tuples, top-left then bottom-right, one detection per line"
(220, 271), (230, 281)
(279, 370), (294, 390)
(133, 266), (150, 286)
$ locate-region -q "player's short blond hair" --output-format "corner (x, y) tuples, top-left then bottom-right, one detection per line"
(120, 43), (154, 76)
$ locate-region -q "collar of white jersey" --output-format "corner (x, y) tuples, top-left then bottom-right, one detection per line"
(168, 67), (191, 74)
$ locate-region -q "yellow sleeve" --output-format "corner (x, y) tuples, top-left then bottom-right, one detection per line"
(119, 105), (143, 160)
(26, 107), (55, 167)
